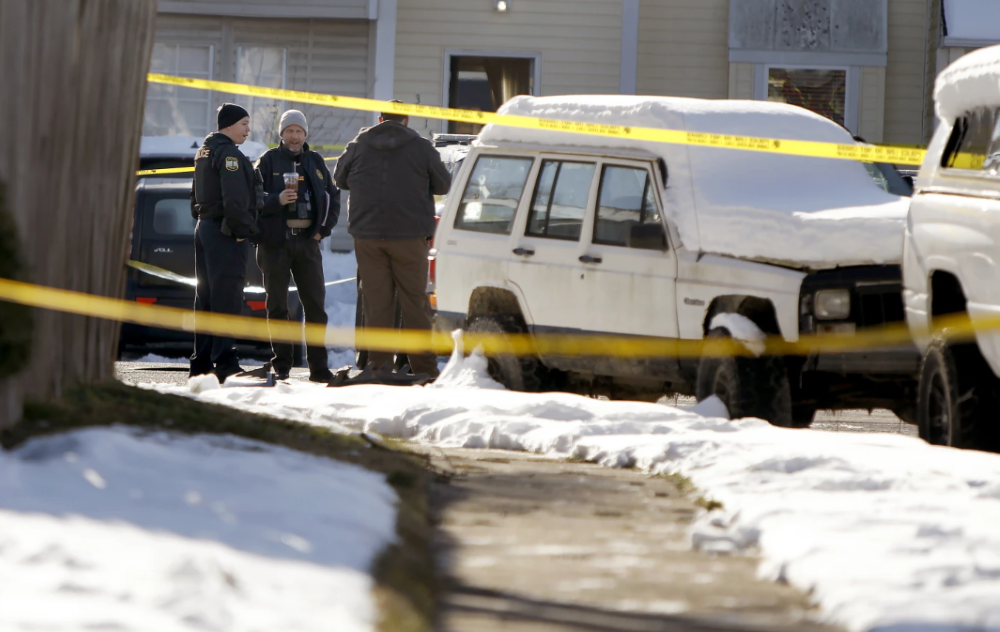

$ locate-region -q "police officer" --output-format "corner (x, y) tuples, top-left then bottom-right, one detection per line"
(189, 103), (262, 382)
(255, 109), (339, 382)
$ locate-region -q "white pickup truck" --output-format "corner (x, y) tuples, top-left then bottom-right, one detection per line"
(903, 45), (1000, 451)
(432, 95), (918, 427)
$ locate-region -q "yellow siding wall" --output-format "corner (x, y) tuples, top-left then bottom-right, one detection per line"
(728, 62), (754, 99)
(393, 0), (623, 137)
(859, 66), (887, 143)
(885, 0), (929, 145)
(637, 0), (729, 98)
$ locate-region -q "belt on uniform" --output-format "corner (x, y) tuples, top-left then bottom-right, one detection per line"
(288, 227), (310, 236)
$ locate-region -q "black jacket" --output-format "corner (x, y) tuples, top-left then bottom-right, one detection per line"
(334, 121), (451, 240)
(256, 142), (341, 248)
(191, 132), (260, 239)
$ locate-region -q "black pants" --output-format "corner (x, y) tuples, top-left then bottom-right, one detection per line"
(256, 232), (329, 373)
(190, 218), (249, 376)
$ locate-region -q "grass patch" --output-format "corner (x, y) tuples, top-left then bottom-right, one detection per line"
(656, 471), (697, 496)
(653, 472), (723, 512)
(2, 381), (436, 632)
(695, 497), (724, 512)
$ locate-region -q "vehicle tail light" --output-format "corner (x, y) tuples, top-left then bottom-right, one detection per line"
(428, 249), (437, 286)
(136, 297), (157, 305)
(247, 300), (267, 311)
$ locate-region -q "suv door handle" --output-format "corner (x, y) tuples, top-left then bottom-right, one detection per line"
(513, 247), (535, 256)
(579, 254), (603, 264)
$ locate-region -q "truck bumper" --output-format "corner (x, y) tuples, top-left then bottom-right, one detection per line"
(810, 345), (921, 377)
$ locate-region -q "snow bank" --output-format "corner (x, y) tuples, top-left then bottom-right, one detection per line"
(480, 95), (907, 268)
(149, 358), (1000, 632)
(935, 44), (1000, 123)
(709, 313), (766, 356)
(0, 427), (397, 632)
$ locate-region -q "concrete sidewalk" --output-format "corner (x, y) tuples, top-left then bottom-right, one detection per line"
(420, 447), (841, 632)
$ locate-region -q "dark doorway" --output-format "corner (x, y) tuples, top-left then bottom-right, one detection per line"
(448, 55), (534, 134)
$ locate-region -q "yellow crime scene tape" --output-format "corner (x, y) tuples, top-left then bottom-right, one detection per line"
(4, 74), (946, 364)
(125, 259), (355, 291)
(0, 273), (988, 360)
(135, 156), (339, 177)
(147, 73), (928, 166)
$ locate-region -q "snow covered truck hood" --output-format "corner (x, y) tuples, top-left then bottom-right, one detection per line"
(480, 95), (908, 269)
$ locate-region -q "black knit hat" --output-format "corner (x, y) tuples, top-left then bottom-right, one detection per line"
(217, 103), (249, 130)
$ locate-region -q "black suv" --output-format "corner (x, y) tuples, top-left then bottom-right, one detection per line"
(120, 177), (302, 362)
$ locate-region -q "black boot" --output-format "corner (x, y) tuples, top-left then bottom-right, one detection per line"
(309, 368), (334, 383)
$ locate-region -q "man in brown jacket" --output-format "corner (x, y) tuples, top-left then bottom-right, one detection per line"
(334, 102), (451, 376)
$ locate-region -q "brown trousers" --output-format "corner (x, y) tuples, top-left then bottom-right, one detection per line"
(354, 238), (438, 375)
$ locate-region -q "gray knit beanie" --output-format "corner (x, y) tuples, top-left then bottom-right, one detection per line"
(279, 110), (308, 136)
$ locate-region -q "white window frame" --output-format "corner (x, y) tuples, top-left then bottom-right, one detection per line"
(236, 46), (288, 143)
(753, 63), (859, 135)
(145, 43), (215, 138)
(441, 49), (542, 134)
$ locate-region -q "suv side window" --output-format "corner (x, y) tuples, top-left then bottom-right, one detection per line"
(147, 196), (197, 236)
(942, 107), (1000, 173)
(454, 155), (534, 235)
(594, 165), (662, 247)
(526, 160), (596, 241)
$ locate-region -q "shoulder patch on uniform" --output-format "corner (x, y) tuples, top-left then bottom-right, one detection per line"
(225, 156), (239, 172)
(196, 147), (211, 160)
(316, 168), (324, 180)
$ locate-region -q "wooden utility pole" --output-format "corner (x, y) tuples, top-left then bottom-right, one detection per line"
(0, 0), (157, 428)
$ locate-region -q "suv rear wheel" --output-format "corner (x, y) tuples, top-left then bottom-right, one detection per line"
(696, 326), (794, 427)
(918, 337), (1000, 451)
(466, 315), (548, 392)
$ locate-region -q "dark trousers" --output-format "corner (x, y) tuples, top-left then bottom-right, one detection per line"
(256, 232), (329, 373)
(190, 218), (249, 376)
(354, 238), (437, 376)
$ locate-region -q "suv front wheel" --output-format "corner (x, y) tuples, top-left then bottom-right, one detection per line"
(917, 337), (1000, 451)
(696, 326), (794, 427)
(467, 315), (548, 392)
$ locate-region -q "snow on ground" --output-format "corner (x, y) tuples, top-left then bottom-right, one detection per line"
(146, 344), (1000, 632)
(0, 427), (397, 632)
(322, 249), (359, 370)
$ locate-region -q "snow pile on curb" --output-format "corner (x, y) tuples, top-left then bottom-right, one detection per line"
(0, 427), (397, 632)
(146, 347), (1000, 632)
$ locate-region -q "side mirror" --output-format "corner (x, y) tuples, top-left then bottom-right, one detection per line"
(628, 223), (667, 250)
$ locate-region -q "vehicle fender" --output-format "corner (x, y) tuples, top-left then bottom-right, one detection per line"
(675, 250), (805, 342)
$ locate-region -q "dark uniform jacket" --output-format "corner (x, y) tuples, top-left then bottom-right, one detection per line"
(191, 132), (261, 240)
(334, 121), (451, 240)
(256, 142), (340, 249)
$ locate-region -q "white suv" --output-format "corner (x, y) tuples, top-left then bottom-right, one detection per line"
(433, 95), (918, 427)
(903, 45), (1000, 451)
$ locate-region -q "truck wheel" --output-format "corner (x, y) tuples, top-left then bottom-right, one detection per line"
(466, 315), (547, 392)
(696, 326), (794, 427)
(917, 337), (1000, 451)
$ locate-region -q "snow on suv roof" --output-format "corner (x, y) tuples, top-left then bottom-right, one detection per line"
(935, 44), (1000, 122)
(480, 95), (907, 268)
(140, 135), (269, 162)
